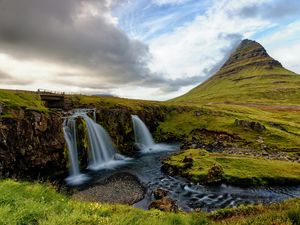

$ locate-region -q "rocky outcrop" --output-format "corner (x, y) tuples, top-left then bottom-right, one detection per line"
(234, 119), (266, 132)
(153, 188), (168, 200)
(0, 109), (66, 179)
(149, 196), (178, 212)
(219, 39), (282, 77)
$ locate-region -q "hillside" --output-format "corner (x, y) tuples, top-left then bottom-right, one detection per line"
(158, 40), (300, 153)
(172, 39), (300, 106)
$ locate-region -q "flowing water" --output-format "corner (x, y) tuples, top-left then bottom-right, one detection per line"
(131, 115), (176, 153)
(63, 110), (129, 185)
(87, 149), (300, 212)
(63, 117), (89, 185)
(65, 111), (300, 210)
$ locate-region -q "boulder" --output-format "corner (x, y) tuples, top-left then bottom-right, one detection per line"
(206, 164), (224, 184)
(148, 197), (178, 212)
(153, 188), (168, 200)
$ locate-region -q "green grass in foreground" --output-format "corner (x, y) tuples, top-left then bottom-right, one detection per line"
(164, 149), (300, 186)
(0, 180), (300, 225)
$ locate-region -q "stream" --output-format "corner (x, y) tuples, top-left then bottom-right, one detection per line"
(77, 148), (300, 212)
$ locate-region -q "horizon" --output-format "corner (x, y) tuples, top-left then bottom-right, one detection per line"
(0, 0), (300, 100)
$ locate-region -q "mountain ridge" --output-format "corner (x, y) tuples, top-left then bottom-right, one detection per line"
(171, 39), (300, 105)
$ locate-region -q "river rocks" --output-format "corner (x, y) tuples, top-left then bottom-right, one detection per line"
(148, 197), (178, 212)
(72, 173), (145, 205)
(153, 188), (168, 199)
(234, 119), (266, 132)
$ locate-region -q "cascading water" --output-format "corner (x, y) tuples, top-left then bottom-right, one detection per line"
(131, 115), (176, 153)
(63, 117), (89, 185)
(82, 114), (126, 170)
(63, 109), (129, 185)
(131, 115), (155, 151)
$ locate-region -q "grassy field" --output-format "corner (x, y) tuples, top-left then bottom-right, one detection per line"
(163, 149), (300, 186)
(0, 179), (299, 225)
(0, 89), (47, 114)
(158, 103), (300, 152)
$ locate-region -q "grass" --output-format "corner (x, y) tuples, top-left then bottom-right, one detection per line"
(158, 104), (300, 152)
(0, 89), (47, 113)
(0, 179), (207, 225)
(172, 63), (300, 106)
(164, 149), (300, 186)
(66, 94), (165, 110)
(0, 179), (300, 225)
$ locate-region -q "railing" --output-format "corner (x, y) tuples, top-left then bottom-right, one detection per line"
(37, 89), (65, 96)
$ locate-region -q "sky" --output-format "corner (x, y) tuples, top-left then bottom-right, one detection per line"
(0, 0), (299, 100)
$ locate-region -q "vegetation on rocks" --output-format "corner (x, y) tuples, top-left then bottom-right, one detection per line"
(163, 149), (300, 186)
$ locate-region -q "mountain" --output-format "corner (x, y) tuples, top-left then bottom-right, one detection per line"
(172, 39), (300, 105)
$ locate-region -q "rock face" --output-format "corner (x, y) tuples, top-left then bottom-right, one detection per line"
(234, 119), (266, 132)
(80, 105), (181, 156)
(0, 109), (66, 179)
(0, 104), (178, 180)
(220, 39), (282, 75)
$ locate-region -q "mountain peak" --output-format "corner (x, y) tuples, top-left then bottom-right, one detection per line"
(219, 39), (282, 75)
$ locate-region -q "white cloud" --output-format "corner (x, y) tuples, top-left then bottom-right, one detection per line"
(152, 0), (189, 6)
(259, 21), (300, 74)
(148, 0), (272, 80)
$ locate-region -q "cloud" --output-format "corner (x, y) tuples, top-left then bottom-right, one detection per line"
(235, 0), (300, 20)
(0, 0), (152, 84)
(152, 0), (190, 6)
(0, 69), (33, 85)
(0, 0), (215, 96)
(148, 0), (268, 82)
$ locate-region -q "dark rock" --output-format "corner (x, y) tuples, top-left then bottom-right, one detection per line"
(235, 119), (266, 132)
(182, 155), (193, 163)
(206, 164), (224, 184)
(153, 188), (168, 200)
(0, 109), (67, 180)
(148, 197), (178, 212)
(182, 155), (193, 169)
(161, 163), (178, 176)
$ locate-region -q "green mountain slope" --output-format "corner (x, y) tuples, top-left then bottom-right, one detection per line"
(159, 40), (300, 153)
(172, 39), (300, 106)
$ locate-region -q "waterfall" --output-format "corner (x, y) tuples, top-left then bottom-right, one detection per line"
(131, 115), (155, 152)
(131, 115), (178, 153)
(63, 118), (89, 185)
(82, 114), (120, 170)
(63, 110), (129, 185)
(93, 109), (96, 122)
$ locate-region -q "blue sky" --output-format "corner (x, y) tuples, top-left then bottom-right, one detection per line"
(0, 0), (299, 100)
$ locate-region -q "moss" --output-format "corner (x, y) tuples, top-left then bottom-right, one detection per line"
(164, 149), (300, 186)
